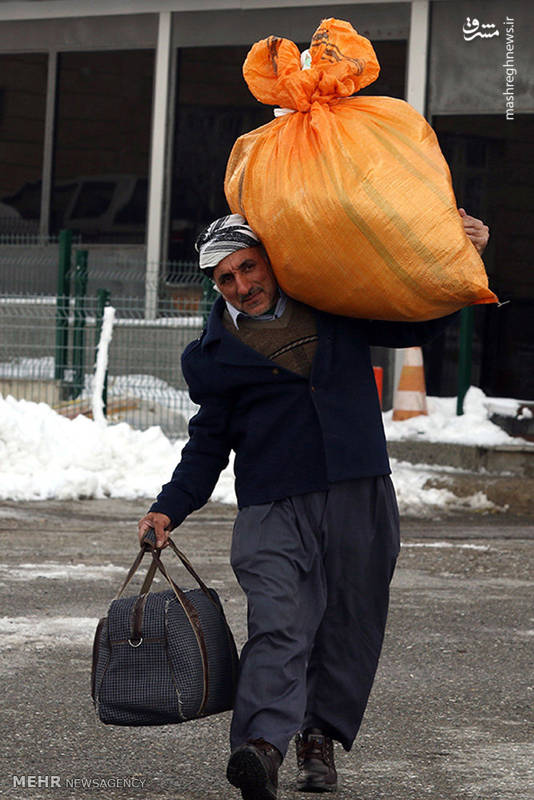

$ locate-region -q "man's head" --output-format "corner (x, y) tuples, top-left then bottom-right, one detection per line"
(213, 246), (278, 316)
(196, 214), (279, 316)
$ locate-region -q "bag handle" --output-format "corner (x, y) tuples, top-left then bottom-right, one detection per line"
(143, 547), (211, 716)
(114, 529), (212, 716)
(114, 543), (152, 600)
(131, 528), (218, 605)
(114, 530), (213, 601)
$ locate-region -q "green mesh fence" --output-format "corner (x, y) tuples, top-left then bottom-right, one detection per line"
(0, 238), (216, 438)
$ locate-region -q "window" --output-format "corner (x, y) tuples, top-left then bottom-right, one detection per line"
(0, 54), (47, 236)
(52, 50), (154, 243)
(70, 181), (116, 219)
(167, 46), (272, 275)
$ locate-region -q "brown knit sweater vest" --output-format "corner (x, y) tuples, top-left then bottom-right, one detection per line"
(222, 298), (318, 378)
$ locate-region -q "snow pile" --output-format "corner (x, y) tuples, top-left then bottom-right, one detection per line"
(384, 386), (529, 446)
(1, 394), (176, 501)
(0, 394), (232, 504)
(389, 459), (496, 516)
(0, 391), (512, 514)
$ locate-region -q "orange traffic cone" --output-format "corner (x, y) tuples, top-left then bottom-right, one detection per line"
(392, 346), (428, 421)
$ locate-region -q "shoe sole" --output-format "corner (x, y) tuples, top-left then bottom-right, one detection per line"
(227, 749), (277, 800)
(297, 777), (338, 793)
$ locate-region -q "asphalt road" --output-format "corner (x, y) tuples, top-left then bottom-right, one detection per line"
(0, 499), (533, 800)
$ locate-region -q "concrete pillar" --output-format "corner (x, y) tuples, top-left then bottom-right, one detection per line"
(145, 11), (172, 319)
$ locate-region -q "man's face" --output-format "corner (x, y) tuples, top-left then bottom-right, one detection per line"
(213, 246), (279, 316)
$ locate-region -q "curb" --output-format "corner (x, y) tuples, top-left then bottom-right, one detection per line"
(388, 440), (534, 516)
(387, 440), (534, 477)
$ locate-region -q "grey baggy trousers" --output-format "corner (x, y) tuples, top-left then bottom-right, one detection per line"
(229, 476), (400, 758)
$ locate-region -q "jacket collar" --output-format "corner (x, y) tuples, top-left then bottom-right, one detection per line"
(201, 295), (330, 369)
(201, 296), (275, 367)
(202, 296), (229, 348)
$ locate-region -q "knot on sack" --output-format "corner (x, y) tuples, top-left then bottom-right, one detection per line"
(243, 18), (380, 113)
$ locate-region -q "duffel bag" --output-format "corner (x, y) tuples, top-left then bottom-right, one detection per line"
(91, 530), (239, 726)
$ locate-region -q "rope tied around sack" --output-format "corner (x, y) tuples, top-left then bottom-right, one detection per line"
(243, 18), (380, 114)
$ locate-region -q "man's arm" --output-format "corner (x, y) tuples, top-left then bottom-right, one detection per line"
(364, 311), (459, 349)
(138, 351), (233, 548)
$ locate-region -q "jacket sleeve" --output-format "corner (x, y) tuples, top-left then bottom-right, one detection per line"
(364, 311), (460, 348)
(149, 347), (233, 528)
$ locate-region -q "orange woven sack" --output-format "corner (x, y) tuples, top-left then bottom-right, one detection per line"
(225, 18), (497, 321)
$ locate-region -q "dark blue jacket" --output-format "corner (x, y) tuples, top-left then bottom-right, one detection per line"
(150, 297), (456, 527)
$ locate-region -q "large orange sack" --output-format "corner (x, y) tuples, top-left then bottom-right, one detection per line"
(225, 18), (497, 321)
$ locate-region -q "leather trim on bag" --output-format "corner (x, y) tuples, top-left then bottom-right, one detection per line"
(129, 592), (149, 644)
(149, 551), (210, 716)
(164, 597), (185, 721)
(91, 617), (106, 702)
(94, 617), (113, 715)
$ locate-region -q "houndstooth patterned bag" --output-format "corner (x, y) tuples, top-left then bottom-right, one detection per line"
(91, 531), (239, 726)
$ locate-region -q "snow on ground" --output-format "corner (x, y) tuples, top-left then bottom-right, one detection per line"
(0, 616), (97, 648)
(0, 562), (126, 582)
(402, 542), (490, 550)
(1, 386), (528, 514)
(387, 459), (497, 516)
(383, 386), (527, 446)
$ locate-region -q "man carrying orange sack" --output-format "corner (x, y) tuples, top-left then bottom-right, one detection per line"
(138, 211), (488, 800)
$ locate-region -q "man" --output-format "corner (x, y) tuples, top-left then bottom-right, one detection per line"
(138, 211), (489, 800)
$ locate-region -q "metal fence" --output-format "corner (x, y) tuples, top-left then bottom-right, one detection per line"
(1, 232), (409, 428)
(0, 234), (218, 438)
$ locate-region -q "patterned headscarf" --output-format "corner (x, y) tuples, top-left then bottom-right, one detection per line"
(195, 214), (261, 271)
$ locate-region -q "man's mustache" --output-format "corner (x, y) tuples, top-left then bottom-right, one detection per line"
(239, 288), (262, 302)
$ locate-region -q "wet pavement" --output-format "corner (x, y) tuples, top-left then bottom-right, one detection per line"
(0, 498), (533, 800)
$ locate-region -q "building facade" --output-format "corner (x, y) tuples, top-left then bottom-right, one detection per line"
(0, 0), (532, 401)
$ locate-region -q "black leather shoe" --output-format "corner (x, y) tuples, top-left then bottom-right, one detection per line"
(227, 738), (282, 800)
(295, 728), (338, 793)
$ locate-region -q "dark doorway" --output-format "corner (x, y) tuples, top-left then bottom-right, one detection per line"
(425, 115), (534, 400)
(0, 53), (47, 237)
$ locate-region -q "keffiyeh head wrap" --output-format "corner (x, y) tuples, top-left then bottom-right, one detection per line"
(195, 214), (261, 271)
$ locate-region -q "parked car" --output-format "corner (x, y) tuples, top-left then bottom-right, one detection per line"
(1, 175), (149, 243)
